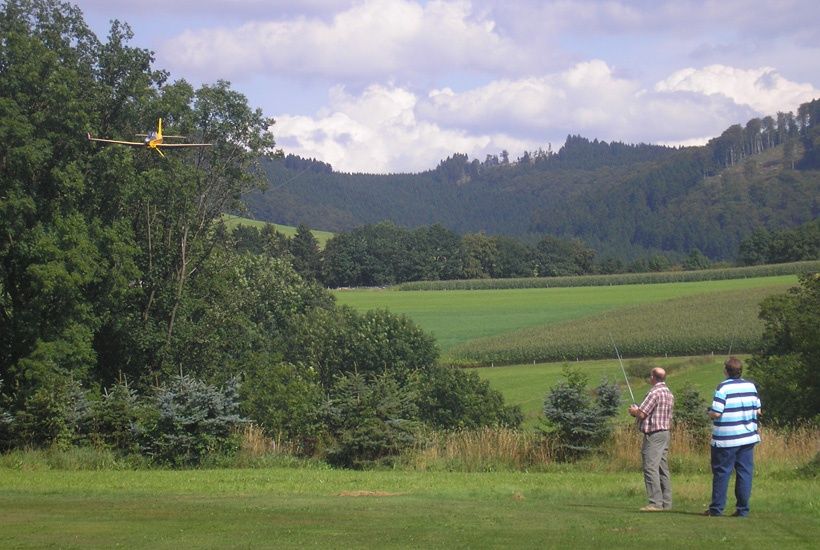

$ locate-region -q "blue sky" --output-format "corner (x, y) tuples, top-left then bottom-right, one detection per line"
(72, 0), (820, 173)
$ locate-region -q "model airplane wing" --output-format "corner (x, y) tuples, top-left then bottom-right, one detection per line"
(156, 143), (212, 148)
(87, 133), (143, 146)
(136, 133), (186, 138)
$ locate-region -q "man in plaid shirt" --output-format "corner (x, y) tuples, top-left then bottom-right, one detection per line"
(628, 368), (675, 511)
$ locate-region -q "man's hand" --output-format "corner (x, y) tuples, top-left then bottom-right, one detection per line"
(628, 404), (647, 419)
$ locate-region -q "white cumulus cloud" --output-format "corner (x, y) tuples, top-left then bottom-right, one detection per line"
(273, 58), (819, 172)
(655, 65), (820, 115)
(418, 60), (640, 138)
(275, 84), (532, 173)
(162, 0), (523, 81)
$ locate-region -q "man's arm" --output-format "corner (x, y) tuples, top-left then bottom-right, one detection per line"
(630, 390), (656, 419)
(708, 388), (726, 420)
(629, 404), (648, 420)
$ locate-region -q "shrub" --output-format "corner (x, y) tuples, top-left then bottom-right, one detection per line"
(140, 375), (246, 467)
(13, 377), (92, 449)
(92, 378), (142, 454)
(674, 383), (710, 433)
(415, 366), (523, 430)
(239, 359), (324, 454)
(542, 366), (620, 460)
(749, 274), (819, 425)
(0, 378), (12, 449)
(323, 372), (420, 468)
(288, 306), (438, 387)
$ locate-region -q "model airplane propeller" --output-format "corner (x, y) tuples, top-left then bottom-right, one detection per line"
(87, 118), (211, 157)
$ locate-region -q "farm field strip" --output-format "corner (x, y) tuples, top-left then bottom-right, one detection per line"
(334, 275), (798, 352)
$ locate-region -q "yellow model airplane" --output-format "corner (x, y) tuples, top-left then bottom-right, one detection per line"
(87, 118), (211, 157)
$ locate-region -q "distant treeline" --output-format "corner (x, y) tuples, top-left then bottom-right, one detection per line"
(245, 98), (820, 261)
(230, 219), (819, 288)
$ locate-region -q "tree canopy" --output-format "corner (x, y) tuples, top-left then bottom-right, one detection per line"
(749, 274), (819, 425)
(0, 1), (520, 464)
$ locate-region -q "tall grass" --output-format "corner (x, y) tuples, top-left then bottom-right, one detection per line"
(4, 423), (814, 474)
(231, 424), (326, 469)
(0, 446), (147, 471)
(399, 423), (817, 474)
(599, 424), (819, 475)
(401, 428), (557, 472)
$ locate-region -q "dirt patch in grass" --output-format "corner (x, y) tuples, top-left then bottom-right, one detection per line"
(337, 490), (403, 497)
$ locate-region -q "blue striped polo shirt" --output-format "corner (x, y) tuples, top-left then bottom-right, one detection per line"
(709, 378), (762, 448)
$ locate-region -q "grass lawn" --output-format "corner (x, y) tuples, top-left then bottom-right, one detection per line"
(333, 276), (797, 351)
(1, 467), (817, 549)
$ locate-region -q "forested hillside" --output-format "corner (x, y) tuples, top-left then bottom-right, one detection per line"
(245, 102), (820, 260)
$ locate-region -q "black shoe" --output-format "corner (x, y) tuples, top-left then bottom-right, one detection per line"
(731, 511), (746, 517)
(702, 509), (721, 516)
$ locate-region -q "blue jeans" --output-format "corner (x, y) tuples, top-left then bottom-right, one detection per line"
(709, 443), (756, 516)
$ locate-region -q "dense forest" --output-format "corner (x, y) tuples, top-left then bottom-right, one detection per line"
(244, 101), (820, 261)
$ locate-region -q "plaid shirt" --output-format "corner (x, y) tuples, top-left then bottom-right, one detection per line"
(637, 382), (674, 433)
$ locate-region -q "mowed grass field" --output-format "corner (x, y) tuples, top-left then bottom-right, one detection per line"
(1, 467), (817, 549)
(334, 275), (797, 358)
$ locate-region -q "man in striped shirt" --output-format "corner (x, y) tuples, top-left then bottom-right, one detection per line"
(704, 357), (762, 517)
(628, 367), (674, 512)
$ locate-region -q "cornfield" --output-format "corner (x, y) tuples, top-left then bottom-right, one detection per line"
(445, 285), (787, 366)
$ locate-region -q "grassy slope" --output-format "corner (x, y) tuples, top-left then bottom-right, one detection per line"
(334, 275), (797, 352)
(1, 467), (817, 549)
(222, 214), (334, 247)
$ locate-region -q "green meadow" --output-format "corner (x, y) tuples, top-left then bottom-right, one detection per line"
(1, 467), (817, 549)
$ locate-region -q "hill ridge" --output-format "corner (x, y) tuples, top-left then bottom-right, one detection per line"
(244, 99), (820, 260)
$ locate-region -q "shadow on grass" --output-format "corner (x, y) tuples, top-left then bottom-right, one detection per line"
(568, 503), (708, 516)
